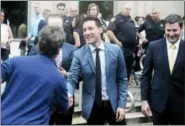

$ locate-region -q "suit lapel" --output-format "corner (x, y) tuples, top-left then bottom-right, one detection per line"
(172, 40), (184, 74)
(104, 44), (111, 78)
(61, 44), (67, 67)
(162, 40), (171, 75)
(85, 45), (96, 74)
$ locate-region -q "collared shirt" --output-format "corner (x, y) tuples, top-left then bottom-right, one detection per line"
(108, 14), (137, 49)
(28, 13), (43, 39)
(166, 38), (181, 67)
(138, 20), (165, 42)
(55, 49), (63, 68)
(89, 42), (109, 100)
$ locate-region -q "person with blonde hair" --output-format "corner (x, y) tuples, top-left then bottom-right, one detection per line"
(87, 3), (107, 31)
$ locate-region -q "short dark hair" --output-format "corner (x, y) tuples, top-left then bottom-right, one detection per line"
(38, 26), (65, 58)
(83, 16), (102, 27)
(164, 14), (183, 29)
(56, 2), (66, 8)
(145, 13), (152, 21)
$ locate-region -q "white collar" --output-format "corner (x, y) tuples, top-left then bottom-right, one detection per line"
(89, 42), (105, 53)
(166, 38), (181, 49)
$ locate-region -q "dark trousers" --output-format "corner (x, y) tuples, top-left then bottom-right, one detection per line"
(87, 101), (126, 125)
(152, 107), (185, 125)
(27, 45), (33, 56)
(1, 48), (9, 61)
(49, 104), (74, 125)
(123, 48), (135, 79)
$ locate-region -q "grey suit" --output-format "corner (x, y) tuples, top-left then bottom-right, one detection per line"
(67, 43), (128, 120)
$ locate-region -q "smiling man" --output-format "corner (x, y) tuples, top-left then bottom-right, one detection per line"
(67, 16), (128, 125)
(140, 14), (185, 125)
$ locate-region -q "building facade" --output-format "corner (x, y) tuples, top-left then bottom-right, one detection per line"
(1, 1), (184, 38)
(28, 1), (184, 33)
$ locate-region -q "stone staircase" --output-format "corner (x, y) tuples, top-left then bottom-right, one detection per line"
(72, 86), (153, 125)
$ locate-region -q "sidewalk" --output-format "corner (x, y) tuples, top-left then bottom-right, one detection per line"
(9, 40), (21, 58)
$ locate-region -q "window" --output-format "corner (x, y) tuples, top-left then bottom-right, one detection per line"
(1, 1), (28, 38)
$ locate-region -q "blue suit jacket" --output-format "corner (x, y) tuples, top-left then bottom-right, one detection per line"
(29, 42), (76, 71)
(141, 38), (185, 114)
(1, 55), (69, 124)
(67, 43), (128, 120)
(38, 19), (47, 34)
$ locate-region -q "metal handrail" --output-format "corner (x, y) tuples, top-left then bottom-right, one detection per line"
(125, 90), (135, 112)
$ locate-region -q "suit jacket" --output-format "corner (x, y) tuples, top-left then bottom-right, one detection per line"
(38, 19), (47, 34)
(141, 38), (185, 115)
(28, 42), (76, 71)
(67, 43), (128, 120)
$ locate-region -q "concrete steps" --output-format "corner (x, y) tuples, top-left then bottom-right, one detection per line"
(72, 112), (152, 125)
(72, 101), (152, 125)
(72, 87), (153, 125)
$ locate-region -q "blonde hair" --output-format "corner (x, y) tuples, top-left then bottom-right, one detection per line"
(87, 3), (99, 17)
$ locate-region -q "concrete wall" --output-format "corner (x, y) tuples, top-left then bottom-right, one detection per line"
(28, 1), (78, 32)
(114, 1), (184, 19)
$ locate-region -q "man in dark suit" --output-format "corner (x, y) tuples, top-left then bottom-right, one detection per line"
(56, 2), (74, 45)
(1, 26), (69, 124)
(28, 14), (76, 125)
(67, 17), (128, 125)
(32, 9), (51, 45)
(141, 14), (185, 125)
(38, 9), (51, 34)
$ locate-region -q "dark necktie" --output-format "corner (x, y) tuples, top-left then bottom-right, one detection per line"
(95, 48), (102, 106)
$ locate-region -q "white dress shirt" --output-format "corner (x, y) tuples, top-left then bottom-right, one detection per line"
(55, 49), (63, 68)
(166, 38), (180, 73)
(89, 42), (109, 101)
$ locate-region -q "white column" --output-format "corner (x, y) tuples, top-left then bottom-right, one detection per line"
(136, 1), (146, 17)
(113, 1), (137, 18)
(27, 1), (31, 35)
(143, 1), (154, 17)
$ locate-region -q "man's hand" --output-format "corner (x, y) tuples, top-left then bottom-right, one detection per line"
(117, 42), (123, 48)
(59, 67), (68, 78)
(68, 96), (73, 108)
(141, 101), (152, 117)
(116, 107), (125, 122)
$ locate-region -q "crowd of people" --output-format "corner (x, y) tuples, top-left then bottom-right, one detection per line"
(1, 2), (185, 125)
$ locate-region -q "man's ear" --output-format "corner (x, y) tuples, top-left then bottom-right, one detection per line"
(99, 27), (103, 34)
